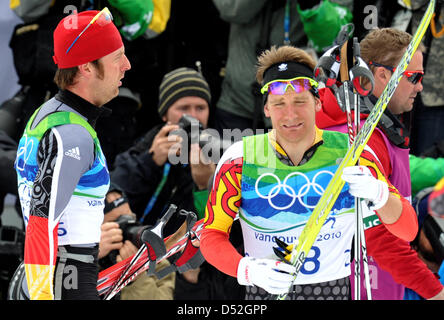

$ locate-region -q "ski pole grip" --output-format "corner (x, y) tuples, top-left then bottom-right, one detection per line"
(349, 57), (374, 97)
(349, 37), (374, 97)
(314, 45), (341, 88)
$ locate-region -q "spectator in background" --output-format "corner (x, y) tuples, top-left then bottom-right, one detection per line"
(408, 0), (444, 155)
(429, 177), (444, 219)
(120, 0), (229, 142)
(111, 67), (214, 230)
(0, 0), (21, 105)
(111, 67), (244, 300)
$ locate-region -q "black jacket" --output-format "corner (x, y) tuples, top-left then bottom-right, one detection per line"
(110, 124), (196, 236)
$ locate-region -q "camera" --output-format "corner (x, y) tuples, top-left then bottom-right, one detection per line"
(114, 214), (148, 248)
(170, 114), (231, 161)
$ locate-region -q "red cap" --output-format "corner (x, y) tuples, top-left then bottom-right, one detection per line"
(53, 10), (123, 69)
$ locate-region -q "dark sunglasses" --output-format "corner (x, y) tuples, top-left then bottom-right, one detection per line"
(368, 61), (424, 85)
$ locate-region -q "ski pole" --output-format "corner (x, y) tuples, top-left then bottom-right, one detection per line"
(342, 80), (361, 300)
(338, 39), (362, 300)
(350, 36), (374, 299)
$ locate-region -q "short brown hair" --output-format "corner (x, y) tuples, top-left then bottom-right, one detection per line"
(54, 59), (104, 90)
(360, 28), (425, 72)
(256, 45), (317, 84)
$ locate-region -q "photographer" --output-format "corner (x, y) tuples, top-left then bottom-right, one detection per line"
(111, 67), (243, 299)
(111, 67), (214, 234)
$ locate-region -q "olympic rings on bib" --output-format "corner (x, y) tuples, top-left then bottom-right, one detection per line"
(255, 171), (334, 210)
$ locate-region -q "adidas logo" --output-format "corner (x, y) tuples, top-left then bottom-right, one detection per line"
(65, 147), (81, 160)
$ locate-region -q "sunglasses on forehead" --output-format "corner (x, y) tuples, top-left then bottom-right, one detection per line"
(260, 77), (319, 95)
(66, 7), (114, 54)
(368, 61), (424, 85)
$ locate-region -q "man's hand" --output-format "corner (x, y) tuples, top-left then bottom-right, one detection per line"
(342, 165), (389, 210)
(189, 144), (216, 190)
(99, 222), (123, 259)
(237, 257), (297, 295)
(116, 240), (138, 262)
(149, 123), (181, 166)
(103, 191), (134, 223)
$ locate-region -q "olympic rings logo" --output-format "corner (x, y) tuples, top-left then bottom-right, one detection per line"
(15, 134), (34, 172)
(255, 171), (334, 210)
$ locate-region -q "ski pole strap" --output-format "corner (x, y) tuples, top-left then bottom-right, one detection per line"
(313, 23), (353, 86)
(154, 263), (175, 279)
(334, 23), (354, 47)
(155, 209), (202, 279)
(180, 209), (198, 233)
(145, 246), (158, 276)
(349, 37), (374, 97)
(349, 58), (374, 97)
(175, 249), (204, 273)
(346, 38), (374, 96)
(315, 31), (374, 97)
(339, 39), (374, 97)
(155, 238), (204, 279)
(142, 207), (195, 276)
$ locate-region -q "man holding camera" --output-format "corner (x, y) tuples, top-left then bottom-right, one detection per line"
(111, 67), (214, 232)
(109, 67), (242, 299)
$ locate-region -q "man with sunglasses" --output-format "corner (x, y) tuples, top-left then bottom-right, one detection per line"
(14, 8), (131, 300)
(200, 45), (418, 300)
(317, 27), (444, 300)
